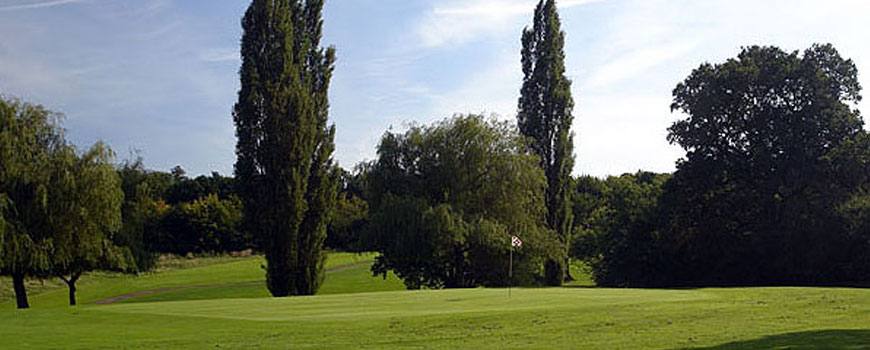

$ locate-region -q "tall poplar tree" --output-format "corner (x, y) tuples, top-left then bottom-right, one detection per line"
(518, 0), (575, 285)
(233, 0), (337, 297)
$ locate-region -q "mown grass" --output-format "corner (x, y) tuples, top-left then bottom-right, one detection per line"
(2, 287), (869, 349)
(121, 260), (404, 303)
(2, 253), (869, 349)
(0, 254), (245, 302)
(1, 251), (402, 307)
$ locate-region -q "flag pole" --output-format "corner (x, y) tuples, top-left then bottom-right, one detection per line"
(509, 246), (513, 297)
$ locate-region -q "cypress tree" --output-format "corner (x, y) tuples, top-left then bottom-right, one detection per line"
(518, 0), (575, 285)
(233, 0), (337, 297)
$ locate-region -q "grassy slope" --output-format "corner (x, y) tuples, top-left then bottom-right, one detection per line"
(2, 287), (869, 349)
(0, 255), (247, 302)
(2, 254), (869, 349)
(122, 262), (404, 303)
(1, 252), (403, 308)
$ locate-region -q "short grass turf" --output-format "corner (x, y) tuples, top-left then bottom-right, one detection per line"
(2, 288), (870, 349)
(120, 262), (404, 304)
(2, 255), (869, 349)
(0, 252), (403, 307)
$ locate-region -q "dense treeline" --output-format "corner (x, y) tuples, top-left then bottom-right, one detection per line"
(325, 168), (368, 251)
(571, 172), (670, 287)
(114, 159), (249, 271)
(113, 158), (366, 263)
(572, 44), (870, 287)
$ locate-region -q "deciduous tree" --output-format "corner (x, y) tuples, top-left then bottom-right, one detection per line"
(664, 44), (867, 284)
(48, 142), (133, 306)
(366, 115), (559, 289)
(0, 97), (60, 309)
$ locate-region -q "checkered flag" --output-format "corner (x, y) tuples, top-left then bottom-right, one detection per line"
(511, 235), (522, 248)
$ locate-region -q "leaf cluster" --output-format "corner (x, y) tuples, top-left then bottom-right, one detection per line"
(366, 115), (559, 289)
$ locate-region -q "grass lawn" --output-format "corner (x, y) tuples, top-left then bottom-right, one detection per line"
(0, 252), (403, 307)
(1, 253), (869, 349)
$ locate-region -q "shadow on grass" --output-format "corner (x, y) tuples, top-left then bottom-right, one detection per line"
(675, 330), (870, 350)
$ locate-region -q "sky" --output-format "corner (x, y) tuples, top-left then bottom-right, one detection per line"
(1, 0), (869, 177)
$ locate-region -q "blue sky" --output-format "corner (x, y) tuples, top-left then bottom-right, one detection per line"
(1, 0), (869, 177)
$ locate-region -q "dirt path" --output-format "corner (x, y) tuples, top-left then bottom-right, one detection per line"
(94, 261), (372, 305)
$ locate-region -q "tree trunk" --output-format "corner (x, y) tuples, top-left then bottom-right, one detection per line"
(12, 273), (29, 309)
(67, 282), (77, 306)
(544, 259), (564, 286)
(564, 257), (575, 282)
(62, 273), (81, 306)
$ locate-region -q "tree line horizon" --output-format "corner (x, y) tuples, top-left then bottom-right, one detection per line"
(3, 0), (870, 309)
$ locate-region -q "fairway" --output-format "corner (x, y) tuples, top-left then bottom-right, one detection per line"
(2, 255), (869, 349)
(0, 252), (404, 307)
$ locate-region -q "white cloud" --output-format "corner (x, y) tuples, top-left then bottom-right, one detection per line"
(199, 48), (239, 63)
(584, 41), (699, 89)
(0, 0), (88, 11)
(417, 0), (611, 48)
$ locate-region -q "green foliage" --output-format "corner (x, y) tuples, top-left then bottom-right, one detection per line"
(572, 172), (670, 287)
(573, 45), (870, 288)
(47, 141), (134, 305)
(48, 142), (126, 272)
(326, 190), (368, 251)
(165, 172), (236, 205)
(160, 194), (248, 254)
(366, 114), (559, 289)
(0, 96), (133, 307)
(325, 167), (369, 251)
(116, 160), (251, 258)
(234, 0), (338, 296)
(115, 156), (177, 271)
(662, 44), (868, 285)
(518, 0), (575, 285)
(0, 97), (65, 308)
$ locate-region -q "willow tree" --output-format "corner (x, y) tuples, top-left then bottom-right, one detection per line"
(48, 142), (133, 306)
(366, 115), (559, 289)
(518, 0), (575, 285)
(0, 97), (62, 309)
(233, 0), (337, 297)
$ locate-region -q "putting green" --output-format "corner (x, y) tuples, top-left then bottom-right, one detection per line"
(2, 254), (869, 349)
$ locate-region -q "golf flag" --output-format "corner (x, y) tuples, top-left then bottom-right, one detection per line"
(511, 235), (522, 248)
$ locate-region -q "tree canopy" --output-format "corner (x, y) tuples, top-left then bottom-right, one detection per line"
(47, 142), (133, 306)
(0, 97), (61, 308)
(571, 172), (670, 287)
(366, 114), (560, 289)
(568, 44), (870, 287)
(662, 44), (868, 285)
(325, 167), (368, 251)
(1, 97), (133, 308)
